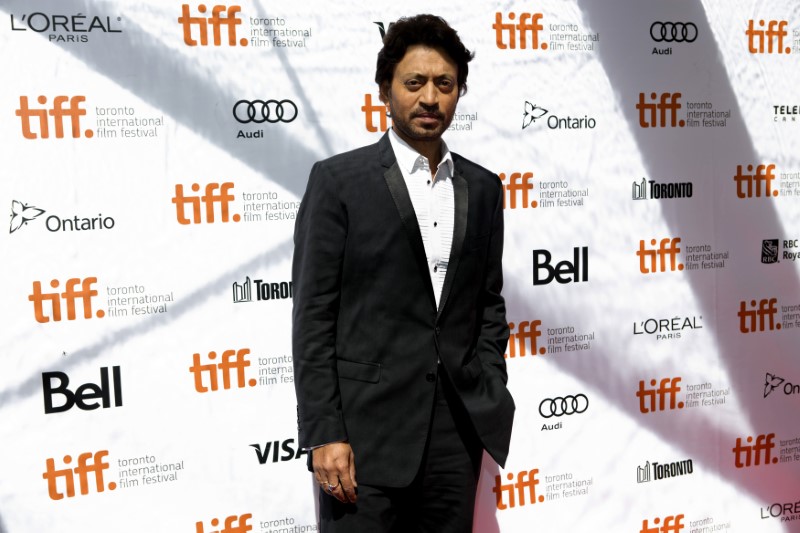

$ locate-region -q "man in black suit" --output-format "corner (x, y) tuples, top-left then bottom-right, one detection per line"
(292, 14), (514, 532)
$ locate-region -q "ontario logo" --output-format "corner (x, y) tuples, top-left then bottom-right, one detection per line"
(9, 200), (116, 234)
(522, 101), (596, 130)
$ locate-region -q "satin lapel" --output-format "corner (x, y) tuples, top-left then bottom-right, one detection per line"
(437, 167), (467, 317)
(380, 140), (437, 310)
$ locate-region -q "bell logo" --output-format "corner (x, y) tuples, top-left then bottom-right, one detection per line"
(189, 348), (257, 393)
(42, 450), (116, 500)
(746, 20), (790, 54)
(506, 320), (546, 358)
(493, 13), (547, 50)
(733, 164), (778, 198)
(500, 172), (537, 209)
(43, 366), (122, 414)
(738, 298), (780, 333)
(532, 247), (589, 285)
(637, 238), (683, 274)
(640, 514), (685, 533)
(172, 182), (241, 224)
(732, 433), (778, 468)
(637, 377), (684, 413)
(178, 4), (247, 47)
(636, 93), (685, 128)
(195, 514), (252, 533)
(363, 94), (389, 133)
(29, 277), (104, 323)
(16, 96), (93, 139)
(492, 469), (544, 510)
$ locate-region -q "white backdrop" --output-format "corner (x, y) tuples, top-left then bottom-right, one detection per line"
(2, 0), (800, 532)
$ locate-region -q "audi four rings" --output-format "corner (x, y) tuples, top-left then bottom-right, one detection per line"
(539, 394), (589, 418)
(233, 99), (298, 123)
(650, 22), (698, 43)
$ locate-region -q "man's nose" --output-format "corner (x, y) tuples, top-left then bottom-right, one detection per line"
(419, 82), (439, 106)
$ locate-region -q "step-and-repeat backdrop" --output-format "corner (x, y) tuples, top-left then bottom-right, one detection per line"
(2, 0), (800, 531)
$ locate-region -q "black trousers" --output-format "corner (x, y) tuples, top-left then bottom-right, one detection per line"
(319, 370), (484, 533)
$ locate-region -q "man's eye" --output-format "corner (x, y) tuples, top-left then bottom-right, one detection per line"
(405, 80), (422, 88)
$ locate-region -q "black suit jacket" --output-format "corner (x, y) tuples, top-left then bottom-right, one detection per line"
(292, 132), (514, 487)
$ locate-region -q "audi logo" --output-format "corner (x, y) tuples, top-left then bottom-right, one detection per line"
(650, 22), (698, 43)
(539, 394), (589, 418)
(233, 99), (298, 124)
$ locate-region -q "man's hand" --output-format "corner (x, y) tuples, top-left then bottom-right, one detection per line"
(312, 442), (358, 503)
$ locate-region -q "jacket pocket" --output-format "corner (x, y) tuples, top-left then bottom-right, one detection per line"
(337, 358), (381, 383)
(462, 353), (484, 382)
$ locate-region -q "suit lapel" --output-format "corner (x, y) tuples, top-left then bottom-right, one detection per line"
(437, 165), (467, 317)
(380, 135), (437, 310)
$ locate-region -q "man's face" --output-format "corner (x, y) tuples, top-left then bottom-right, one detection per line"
(380, 44), (459, 146)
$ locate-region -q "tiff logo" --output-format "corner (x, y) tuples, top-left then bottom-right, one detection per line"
(493, 13), (547, 50)
(16, 96), (93, 139)
(746, 20), (790, 54)
(733, 433), (778, 468)
(43, 366), (122, 414)
(42, 450), (116, 500)
(637, 377), (684, 413)
(250, 438), (308, 464)
(636, 93), (685, 128)
(29, 277), (104, 323)
(533, 247), (588, 285)
(492, 469), (543, 510)
(189, 348), (257, 393)
(738, 298), (780, 333)
(637, 238), (683, 274)
(733, 164), (778, 198)
(178, 4), (247, 47)
(363, 94), (389, 132)
(500, 172), (537, 209)
(506, 320), (546, 358)
(172, 183), (241, 224)
(640, 515), (685, 533)
(195, 514), (252, 533)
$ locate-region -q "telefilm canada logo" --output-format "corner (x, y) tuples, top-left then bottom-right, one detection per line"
(522, 101), (596, 130)
(9, 200), (116, 234)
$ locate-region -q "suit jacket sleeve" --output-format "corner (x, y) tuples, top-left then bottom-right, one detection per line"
(476, 183), (510, 384)
(292, 161), (348, 449)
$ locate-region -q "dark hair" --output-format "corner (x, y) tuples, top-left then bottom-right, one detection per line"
(375, 14), (474, 96)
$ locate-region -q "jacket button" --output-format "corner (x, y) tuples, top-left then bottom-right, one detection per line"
(435, 327), (441, 335)
(426, 373), (436, 382)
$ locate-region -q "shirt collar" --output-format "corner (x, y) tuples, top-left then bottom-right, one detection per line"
(388, 127), (453, 177)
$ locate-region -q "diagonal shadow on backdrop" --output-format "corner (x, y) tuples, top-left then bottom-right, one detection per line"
(0, 238), (294, 408)
(506, 0), (800, 512)
(2, 0), (333, 198)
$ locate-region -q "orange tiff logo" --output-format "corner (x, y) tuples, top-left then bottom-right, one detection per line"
(15, 96), (93, 139)
(506, 320), (546, 358)
(738, 298), (780, 333)
(196, 514), (253, 533)
(500, 172), (537, 209)
(636, 93), (684, 128)
(746, 20), (790, 54)
(42, 450), (116, 500)
(640, 514), (685, 533)
(178, 4), (247, 46)
(734, 164), (778, 198)
(172, 183), (241, 224)
(637, 238), (683, 274)
(189, 348), (256, 392)
(363, 94), (389, 133)
(29, 277), (104, 324)
(733, 433), (778, 468)
(637, 377), (684, 413)
(493, 469), (544, 510)
(493, 13), (546, 50)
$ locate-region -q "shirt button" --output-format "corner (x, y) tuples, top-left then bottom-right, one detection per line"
(435, 327), (441, 335)
(427, 180), (431, 185)
(434, 222), (438, 227)
(426, 373), (436, 382)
